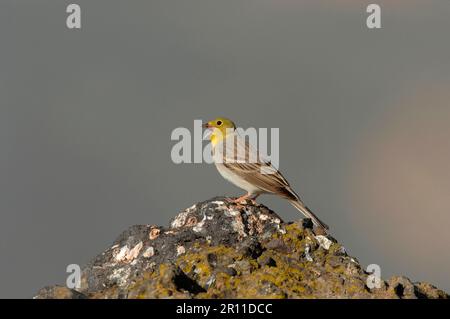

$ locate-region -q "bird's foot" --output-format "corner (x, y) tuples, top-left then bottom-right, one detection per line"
(226, 194), (259, 208)
(223, 197), (244, 209)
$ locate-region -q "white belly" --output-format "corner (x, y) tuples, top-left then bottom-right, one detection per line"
(215, 163), (262, 195)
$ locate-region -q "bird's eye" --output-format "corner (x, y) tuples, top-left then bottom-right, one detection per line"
(216, 120), (222, 126)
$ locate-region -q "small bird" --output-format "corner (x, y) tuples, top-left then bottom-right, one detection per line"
(203, 117), (329, 230)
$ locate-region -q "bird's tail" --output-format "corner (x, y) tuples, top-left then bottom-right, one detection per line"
(288, 199), (329, 230)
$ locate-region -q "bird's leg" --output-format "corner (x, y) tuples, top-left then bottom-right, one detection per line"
(227, 195), (247, 210)
(225, 194), (259, 209)
(231, 193), (252, 204)
(222, 194), (248, 210)
(223, 196), (238, 203)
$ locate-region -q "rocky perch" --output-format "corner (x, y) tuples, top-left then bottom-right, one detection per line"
(35, 197), (448, 299)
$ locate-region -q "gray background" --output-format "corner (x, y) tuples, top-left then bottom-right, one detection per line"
(1, 0), (449, 298)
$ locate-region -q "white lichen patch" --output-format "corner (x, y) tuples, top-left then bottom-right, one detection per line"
(210, 200), (226, 208)
(193, 214), (207, 232)
(258, 213), (281, 227)
(315, 235), (333, 250)
(128, 242), (143, 260)
(176, 245), (186, 256)
(304, 244), (313, 262)
(142, 246), (155, 258)
(149, 227), (161, 240)
(231, 215), (247, 239)
(171, 211), (190, 229)
(114, 242), (143, 263)
(205, 275), (216, 288)
(225, 209), (240, 217)
(108, 267), (131, 287)
(170, 203), (199, 228)
(114, 245), (129, 262)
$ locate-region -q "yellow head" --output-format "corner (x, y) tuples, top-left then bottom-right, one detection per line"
(203, 117), (236, 146)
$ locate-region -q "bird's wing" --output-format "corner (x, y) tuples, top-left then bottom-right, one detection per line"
(216, 132), (297, 199)
(214, 132), (328, 230)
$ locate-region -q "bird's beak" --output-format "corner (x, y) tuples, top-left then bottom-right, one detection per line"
(203, 122), (213, 139)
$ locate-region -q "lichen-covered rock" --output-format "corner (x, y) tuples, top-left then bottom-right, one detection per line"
(34, 197), (448, 299)
(34, 286), (87, 299)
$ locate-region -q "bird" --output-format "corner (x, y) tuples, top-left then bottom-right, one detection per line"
(203, 117), (329, 230)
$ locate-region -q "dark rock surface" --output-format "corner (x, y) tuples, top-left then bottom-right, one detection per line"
(35, 197), (448, 299)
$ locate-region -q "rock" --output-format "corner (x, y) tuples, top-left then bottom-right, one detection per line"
(34, 286), (87, 299)
(34, 197), (448, 299)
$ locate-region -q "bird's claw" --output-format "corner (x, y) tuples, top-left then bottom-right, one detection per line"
(224, 196), (258, 209)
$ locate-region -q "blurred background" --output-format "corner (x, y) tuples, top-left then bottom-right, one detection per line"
(1, 0), (449, 298)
